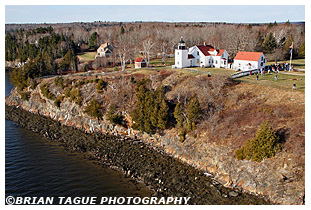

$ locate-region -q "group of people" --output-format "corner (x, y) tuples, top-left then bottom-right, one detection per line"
(266, 62), (293, 73)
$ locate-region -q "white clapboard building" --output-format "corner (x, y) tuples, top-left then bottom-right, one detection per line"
(233, 51), (266, 71)
(173, 37), (229, 69)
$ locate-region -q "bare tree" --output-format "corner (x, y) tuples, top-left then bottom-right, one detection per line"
(142, 38), (154, 67)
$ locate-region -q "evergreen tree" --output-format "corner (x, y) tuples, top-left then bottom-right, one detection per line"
(283, 35), (294, 59)
(131, 79), (169, 134)
(120, 26), (125, 35)
(89, 32), (98, 49)
(186, 95), (200, 131)
(235, 121), (281, 162)
(174, 101), (185, 128)
(262, 33), (277, 54)
(157, 99), (169, 130)
(84, 99), (102, 120)
(298, 42), (305, 58)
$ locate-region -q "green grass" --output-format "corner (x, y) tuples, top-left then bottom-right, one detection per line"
(234, 72), (305, 92)
(267, 58), (305, 69)
(149, 58), (175, 66)
(77, 52), (97, 63)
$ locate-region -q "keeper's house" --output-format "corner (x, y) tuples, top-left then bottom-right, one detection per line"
(173, 37), (229, 69)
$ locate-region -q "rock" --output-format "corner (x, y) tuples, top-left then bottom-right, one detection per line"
(229, 191), (239, 197)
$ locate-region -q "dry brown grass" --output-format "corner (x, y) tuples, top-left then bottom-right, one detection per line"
(196, 82), (304, 167)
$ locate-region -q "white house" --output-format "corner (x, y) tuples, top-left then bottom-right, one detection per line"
(173, 37), (229, 69)
(95, 43), (114, 58)
(233, 51), (266, 71)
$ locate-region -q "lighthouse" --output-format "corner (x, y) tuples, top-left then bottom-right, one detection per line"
(174, 37), (189, 68)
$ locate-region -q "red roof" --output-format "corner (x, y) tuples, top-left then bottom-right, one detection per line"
(216, 49), (225, 56)
(135, 57), (145, 63)
(234, 51), (263, 62)
(197, 45), (215, 56)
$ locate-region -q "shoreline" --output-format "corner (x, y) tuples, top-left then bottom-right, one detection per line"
(5, 104), (269, 205)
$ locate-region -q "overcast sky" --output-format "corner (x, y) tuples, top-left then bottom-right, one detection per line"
(5, 4), (305, 24)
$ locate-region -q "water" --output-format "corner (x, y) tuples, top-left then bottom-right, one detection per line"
(5, 72), (151, 200)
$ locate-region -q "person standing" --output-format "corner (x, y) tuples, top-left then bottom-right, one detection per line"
(292, 84), (296, 92)
(275, 74), (277, 81)
(256, 73), (259, 81)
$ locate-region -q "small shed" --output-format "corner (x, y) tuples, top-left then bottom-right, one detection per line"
(135, 57), (147, 69)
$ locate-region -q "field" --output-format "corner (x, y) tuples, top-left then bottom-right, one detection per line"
(77, 51), (97, 63)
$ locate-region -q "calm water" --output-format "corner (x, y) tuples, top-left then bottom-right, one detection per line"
(5, 72), (151, 200)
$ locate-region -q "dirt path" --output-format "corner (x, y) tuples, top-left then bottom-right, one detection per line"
(279, 72), (305, 76)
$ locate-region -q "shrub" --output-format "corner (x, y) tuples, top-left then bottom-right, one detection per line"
(106, 107), (124, 126)
(30, 80), (38, 90)
(20, 91), (30, 101)
(235, 121), (281, 162)
(178, 129), (187, 143)
(64, 87), (72, 98)
(54, 76), (64, 88)
(54, 95), (64, 108)
(40, 83), (55, 100)
(69, 88), (81, 102)
(84, 99), (102, 119)
(96, 79), (107, 93)
(76, 97), (83, 106)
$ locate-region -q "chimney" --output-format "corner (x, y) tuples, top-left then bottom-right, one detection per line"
(204, 42), (206, 46)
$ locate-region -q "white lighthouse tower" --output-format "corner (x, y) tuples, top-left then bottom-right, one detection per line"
(174, 37), (189, 68)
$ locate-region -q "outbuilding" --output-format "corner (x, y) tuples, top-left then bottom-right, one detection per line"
(135, 57), (147, 69)
(233, 51), (266, 71)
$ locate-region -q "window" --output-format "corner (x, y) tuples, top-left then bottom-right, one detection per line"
(261, 57), (263, 61)
(200, 61), (203, 64)
(215, 60), (218, 64)
(177, 52), (179, 55)
(264, 58), (266, 63)
(197, 51), (199, 55)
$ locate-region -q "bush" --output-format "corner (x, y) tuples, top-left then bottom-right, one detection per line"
(40, 83), (55, 100)
(54, 95), (64, 108)
(76, 97), (83, 106)
(84, 99), (102, 119)
(178, 129), (187, 143)
(30, 80), (38, 90)
(64, 87), (72, 98)
(106, 108), (124, 126)
(20, 91), (30, 101)
(235, 121), (281, 162)
(54, 76), (64, 88)
(96, 79), (107, 93)
(69, 88), (81, 102)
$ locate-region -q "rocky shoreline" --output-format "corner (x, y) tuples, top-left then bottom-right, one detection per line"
(5, 104), (268, 205)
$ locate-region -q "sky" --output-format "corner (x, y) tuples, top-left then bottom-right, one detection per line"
(5, 4), (305, 24)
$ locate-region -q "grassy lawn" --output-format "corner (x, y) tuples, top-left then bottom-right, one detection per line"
(149, 58), (175, 66)
(267, 58), (305, 69)
(234, 72), (305, 92)
(77, 51), (97, 63)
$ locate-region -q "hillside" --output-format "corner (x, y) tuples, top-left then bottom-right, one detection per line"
(5, 69), (305, 204)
